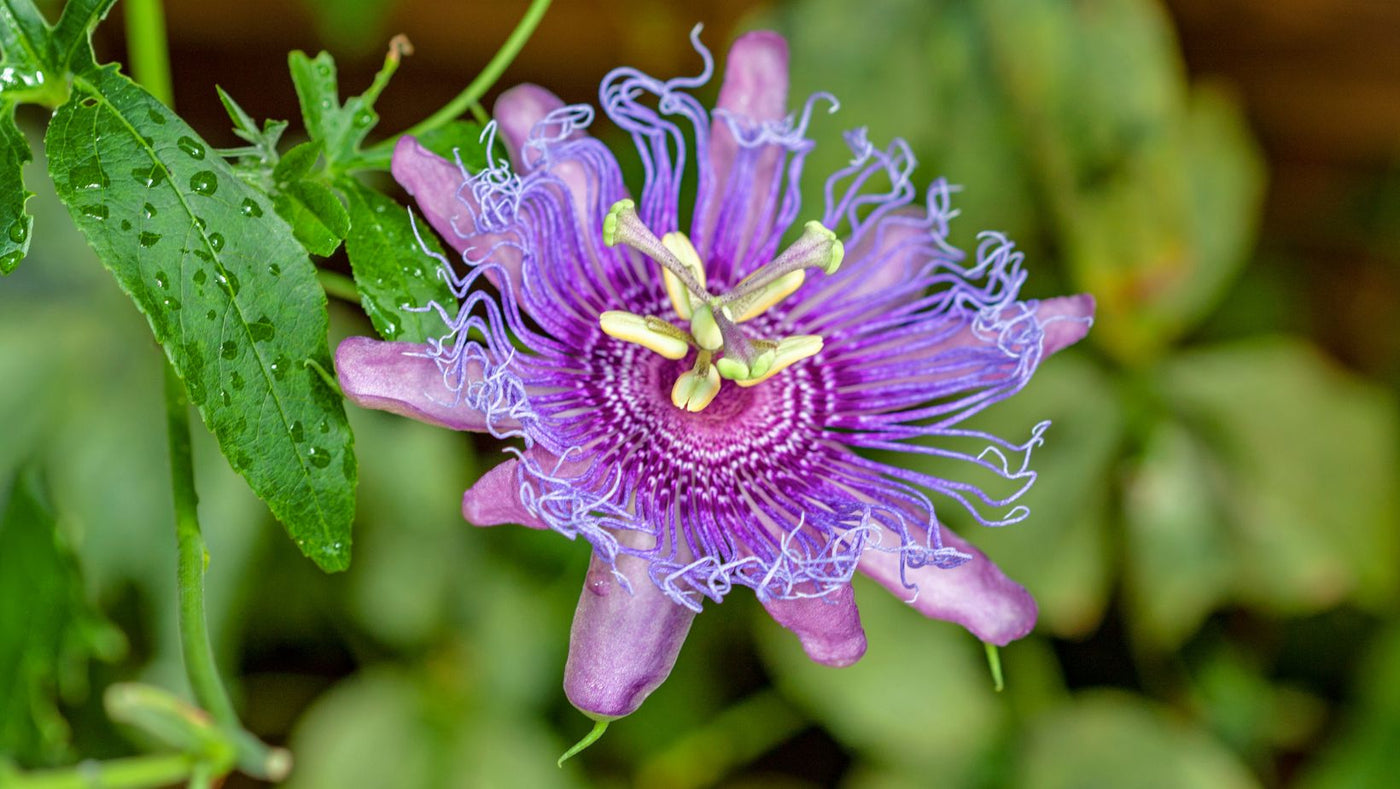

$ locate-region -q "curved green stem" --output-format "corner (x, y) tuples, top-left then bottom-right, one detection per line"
(123, 0), (172, 107)
(369, 0), (552, 154)
(3, 754), (197, 789)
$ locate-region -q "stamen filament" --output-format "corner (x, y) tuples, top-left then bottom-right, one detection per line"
(603, 200), (710, 298)
(735, 335), (823, 387)
(720, 221), (843, 305)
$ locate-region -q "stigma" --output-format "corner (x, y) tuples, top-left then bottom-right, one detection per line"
(599, 199), (838, 412)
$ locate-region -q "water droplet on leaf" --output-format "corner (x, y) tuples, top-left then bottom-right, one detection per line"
(176, 136), (206, 160)
(189, 171), (219, 196)
(139, 231), (162, 248)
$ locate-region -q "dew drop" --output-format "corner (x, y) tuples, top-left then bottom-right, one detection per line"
(290, 420), (305, 443)
(192, 269), (208, 285)
(70, 162), (109, 190)
(267, 263), (281, 277)
(187, 379), (206, 405)
(240, 198), (264, 218)
(138, 231), (162, 248)
(306, 446), (332, 468)
(220, 340), (239, 360)
(205, 309), (216, 321)
(0, 251), (21, 270)
(176, 135), (206, 160)
(163, 297), (181, 311)
(220, 389), (231, 406)
(80, 204), (108, 220)
(249, 316), (276, 342)
(120, 220), (132, 232)
(131, 164), (166, 188)
(154, 270), (168, 289)
(142, 202), (157, 218)
(147, 108), (166, 125)
(189, 171), (219, 196)
(208, 233), (225, 252)
(318, 418), (329, 434)
(270, 355), (289, 381)
(194, 216), (208, 231)
(229, 370), (245, 390)
(8, 221), (28, 243)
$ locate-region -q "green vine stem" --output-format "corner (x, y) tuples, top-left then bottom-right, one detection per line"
(4, 754), (198, 789)
(129, 0), (289, 781)
(365, 0), (552, 157)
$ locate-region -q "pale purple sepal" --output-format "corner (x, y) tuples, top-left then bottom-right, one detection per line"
(856, 525), (1038, 646)
(461, 457), (547, 529)
(564, 541), (696, 719)
(390, 136), (524, 287)
(494, 84), (575, 171)
(762, 585), (867, 667)
(334, 337), (501, 433)
(1037, 294), (1096, 356)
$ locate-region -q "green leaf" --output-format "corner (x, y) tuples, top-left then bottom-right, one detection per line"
(0, 466), (124, 767)
(0, 0), (54, 73)
(46, 65), (356, 571)
(340, 178), (453, 342)
(273, 139), (322, 184)
(1160, 338), (1399, 614)
(216, 85), (286, 167)
(1299, 625), (1400, 789)
(0, 102), (34, 274)
(756, 575), (1004, 782)
(288, 41), (405, 173)
(274, 178), (349, 258)
(1122, 420), (1234, 649)
(1014, 691), (1258, 789)
(50, 0), (117, 72)
(414, 121), (488, 170)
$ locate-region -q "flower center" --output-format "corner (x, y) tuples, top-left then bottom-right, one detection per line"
(598, 198), (842, 413)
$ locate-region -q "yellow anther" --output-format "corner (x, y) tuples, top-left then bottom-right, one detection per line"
(599, 310), (690, 360)
(736, 335), (824, 387)
(730, 270), (806, 322)
(689, 303), (724, 351)
(660, 232), (707, 320)
(670, 353), (722, 412)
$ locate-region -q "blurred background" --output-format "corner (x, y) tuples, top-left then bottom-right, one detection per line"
(2, 0), (1398, 786)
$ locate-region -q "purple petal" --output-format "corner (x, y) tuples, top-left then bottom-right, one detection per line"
(857, 524), (1037, 646)
(695, 32), (791, 272)
(564, 538), (696, 719)
(390, 135), (523, 286)
(1038, 294), (1096, 356)
(335, 337), (505, 433)
(762, 585), (867, 667)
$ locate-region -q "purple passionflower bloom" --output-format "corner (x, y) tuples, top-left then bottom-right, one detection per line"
(336, 29), (1093, 723)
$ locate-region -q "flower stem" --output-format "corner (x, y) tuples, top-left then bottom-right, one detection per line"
(373, 0), (552, 153)
(317, 269), (362, 303)
(3, 754), (197, 789)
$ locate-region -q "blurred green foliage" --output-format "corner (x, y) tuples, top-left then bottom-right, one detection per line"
(2, 0), (1398, 785)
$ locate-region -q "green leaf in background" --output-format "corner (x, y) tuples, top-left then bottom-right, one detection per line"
(1161, 338), (1399, 614)
(976, 0), (1264, 363)
(413, 120), (488, 170)
(1123, 421), (1234, 649)
(1299, 625), (1400, 789)
(46, 64), (357, 572)
(1014, 691), (1258, 789)
(0, 103), (33, 273)
(340, 178), (453, 342)
(756, 575), (1004, 785)
(0, 466), (124, 767)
